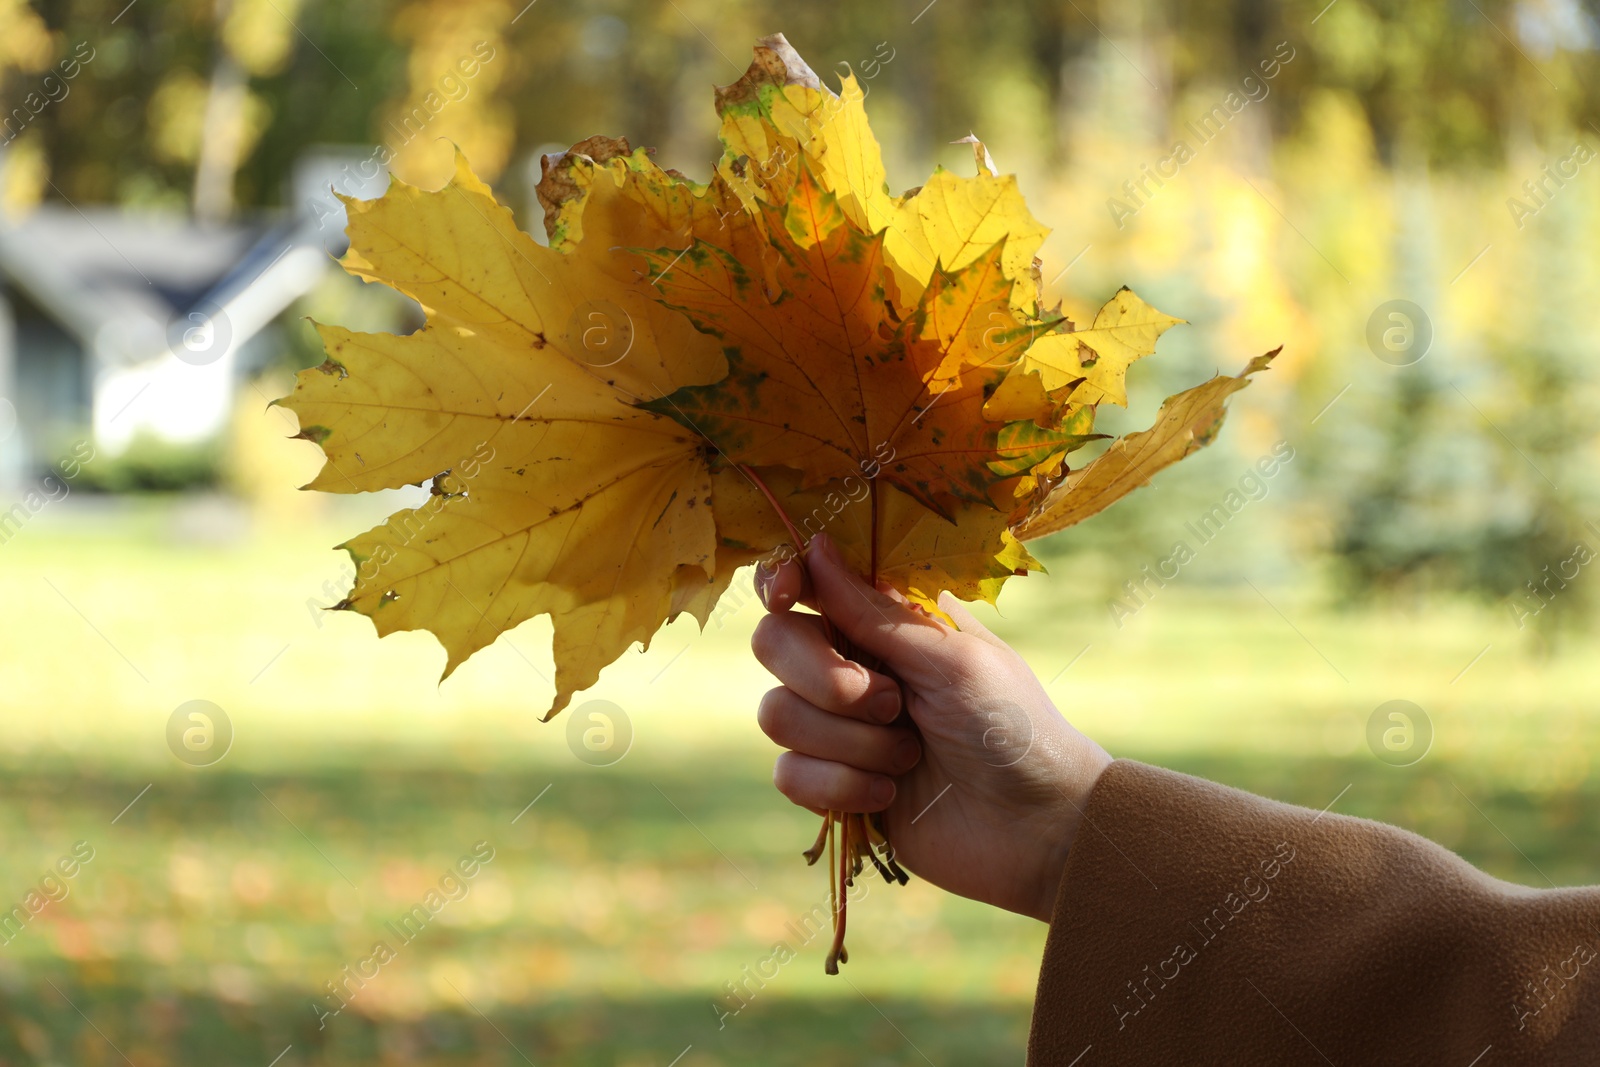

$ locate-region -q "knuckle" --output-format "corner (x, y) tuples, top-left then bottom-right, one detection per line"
(755, 687), (792, 741)
(771, 753), (807, 802)
(824, 660), (874, 710)
(749, 613), (786, 665)
(948, 637), (1003, 685)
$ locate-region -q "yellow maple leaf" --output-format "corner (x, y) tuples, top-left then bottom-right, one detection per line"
(1008, 288), (1187, 408)
(1015, 350), (1280, 540)
(710, 35), (1050, 314)
(279, 154), (728, 718)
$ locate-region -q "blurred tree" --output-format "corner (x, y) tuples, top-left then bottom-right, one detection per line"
(10, 0), (1600, 629)
(192, 0), (308, 220)
(383, 0), (511, 189)
(1328, 146), (1600, 639)
(0, 0), (56, 215)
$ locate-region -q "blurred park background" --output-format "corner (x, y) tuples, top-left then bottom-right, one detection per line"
(4, 0), (1600, 1063)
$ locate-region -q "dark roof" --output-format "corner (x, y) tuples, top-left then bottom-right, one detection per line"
(0, 206), (328, 364)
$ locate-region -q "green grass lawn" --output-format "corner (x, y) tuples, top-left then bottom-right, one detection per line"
(1, 500), (1595, 1065)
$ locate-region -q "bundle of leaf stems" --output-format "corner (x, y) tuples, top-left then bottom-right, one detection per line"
(743, 465), (910, 974)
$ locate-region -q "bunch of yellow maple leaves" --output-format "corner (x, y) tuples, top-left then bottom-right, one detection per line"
(280, 34), (1275, 970)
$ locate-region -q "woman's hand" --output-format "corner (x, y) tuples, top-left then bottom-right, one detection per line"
(751, 533), (1112, 923)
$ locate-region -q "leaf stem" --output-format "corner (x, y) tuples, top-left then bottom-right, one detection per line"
(828, 811), (849, 973)
(803, 812), (830, 865)
(825, 810), (840, 975)
(869, 477), (880, 586)
(740, 464), (807, 555)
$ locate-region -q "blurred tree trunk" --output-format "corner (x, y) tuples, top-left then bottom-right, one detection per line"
(194, 40), (246, 222)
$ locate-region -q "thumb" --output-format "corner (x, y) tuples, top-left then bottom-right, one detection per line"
(805, 534), (962, 690)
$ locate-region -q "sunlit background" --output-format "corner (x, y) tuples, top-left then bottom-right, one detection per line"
(3, 1), (1599, 1064)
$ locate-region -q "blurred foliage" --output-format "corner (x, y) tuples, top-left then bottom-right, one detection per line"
(13, 0), (1600, 202)
(76, 432), (224, 492)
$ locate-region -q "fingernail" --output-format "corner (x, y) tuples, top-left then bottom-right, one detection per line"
(755, 566), (774, 607)
(808, 533), (835, 562)
(869, 777), (895, 806)
(870, 690), (900, 723)
(894, 736), (921, 771)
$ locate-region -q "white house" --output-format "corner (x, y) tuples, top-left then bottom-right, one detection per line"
(0, 148), (384, 488)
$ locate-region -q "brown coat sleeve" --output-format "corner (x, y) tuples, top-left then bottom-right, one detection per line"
(1028, 760), (1600, 1066)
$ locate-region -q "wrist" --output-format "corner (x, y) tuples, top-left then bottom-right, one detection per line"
(1027, 744), (1113, 923)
